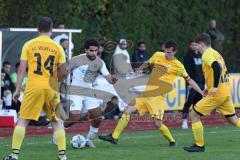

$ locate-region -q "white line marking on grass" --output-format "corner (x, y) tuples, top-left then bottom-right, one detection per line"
(121, 129), (240, 140)
(1, 128), (240, 147)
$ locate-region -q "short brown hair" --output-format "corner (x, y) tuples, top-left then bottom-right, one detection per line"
(37, 17), (53, 33)
(195, 33), (211, 46)
(165, 40), (177, 51)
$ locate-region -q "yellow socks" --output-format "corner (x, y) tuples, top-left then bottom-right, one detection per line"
(236, 119), (240, 128)
(112, 114), (130, 139)
(54, 130), (66, 157)
(159, 124), (175, 142)
(192, 121), (204, 147)
(12, 126), (25, 152)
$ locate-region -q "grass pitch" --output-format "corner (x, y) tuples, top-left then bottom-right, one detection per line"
(0, 126), (239, 160)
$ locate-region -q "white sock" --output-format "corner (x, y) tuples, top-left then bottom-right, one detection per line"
(182, 119), (188, 123)
(86, 126), (99, 141)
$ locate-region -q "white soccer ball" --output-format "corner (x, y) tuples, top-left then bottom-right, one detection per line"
(70, 134), (86, 149)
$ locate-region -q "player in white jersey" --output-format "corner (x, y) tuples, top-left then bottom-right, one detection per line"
(64, 39), (117, 148)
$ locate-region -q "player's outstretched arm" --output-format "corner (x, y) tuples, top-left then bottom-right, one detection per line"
(58, 63), (68, 81)
(135, 62), (150, 73)
(100, 59), (118, 84)
(13, 60), (27, 101)
(105, 74), (118, 84)
(187, 78), (204, 96)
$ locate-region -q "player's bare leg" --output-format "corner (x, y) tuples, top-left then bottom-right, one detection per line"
(85, 107), (102, 148)
(154, 119), (176, 146)
(63, 110), (81, 128)
(226, 115), (240, 127)
(52, 120), (67, 160)
(98, 105), (137, 144)
(183, 109), (205, 152)
(3, 118), (29, 160)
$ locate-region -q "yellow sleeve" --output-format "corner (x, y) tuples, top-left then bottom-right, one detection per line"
(178, 63), (190, 80)
(148, 54), (156, 64)
(58, 45), (66, 64)
(148, 52), (164, 64)
(20, 43), (29, 60)
(202, 51), (216, 67)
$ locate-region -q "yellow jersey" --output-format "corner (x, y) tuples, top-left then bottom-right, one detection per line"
(20, 35), (66, 89)
(202, 47), (231, 97)
(144, 52), (189, 97)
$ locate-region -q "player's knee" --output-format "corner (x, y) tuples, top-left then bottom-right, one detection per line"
(120, 113), (131, 121)
(190, 110), (200, 123)
(68, 112), (81, 121)
(92, 116), (102, 128)
(226, 115), (239, 126)
(17, 118), (29, 127)
(123, 109), (130, 115)
(154, 120), (162, 128)
(69, 111), (81, 121)
(70, 110), (81, 115)
(124, 106), (133, 115)
(53, 120), (64, 130)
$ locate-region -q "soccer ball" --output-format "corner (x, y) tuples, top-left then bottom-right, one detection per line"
(70, 134), (86, 149)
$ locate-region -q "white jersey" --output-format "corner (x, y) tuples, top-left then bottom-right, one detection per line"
(68, 54), (110, 112)
(71, 54), (109, 89)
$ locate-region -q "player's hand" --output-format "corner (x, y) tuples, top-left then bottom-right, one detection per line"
(111, 76), (118, 84)
(134, 67), (143, 74)
(108, 75), (118, 84)
(202, 88), (208, 97)
(209, 87), (218, 96)
(187, 85), (192, 90)
(13, 90), (20, 103)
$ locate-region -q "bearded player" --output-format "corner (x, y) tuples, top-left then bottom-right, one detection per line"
(63, 39), (117, 148)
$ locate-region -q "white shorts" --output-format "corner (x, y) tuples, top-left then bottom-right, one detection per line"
(69, 95), (103, 113)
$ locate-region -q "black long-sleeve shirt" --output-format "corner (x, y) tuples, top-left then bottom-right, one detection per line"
(183, 50), (204, 83)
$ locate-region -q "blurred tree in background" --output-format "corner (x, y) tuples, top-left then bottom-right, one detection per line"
(0, 0), (239, 71)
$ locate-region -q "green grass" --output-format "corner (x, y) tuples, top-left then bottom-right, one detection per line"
(1, 126), (240, 160)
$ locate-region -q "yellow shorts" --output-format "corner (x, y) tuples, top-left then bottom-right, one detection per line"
(131, 95), (167, 120)
(19, 89), (61, 121)
(194, 95), (235, 117)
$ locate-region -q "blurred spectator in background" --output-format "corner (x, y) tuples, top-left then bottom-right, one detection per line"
(10, 62), (28, 105)
(97, 45), (103, 58)
(2, 61), (14, 93)
(159, 41), (165, 52)
(181, 40), (205, 129)
(112, 38), (133, 77)
(2, 61), (11, 74)
(9, 62), (27, 112)
(58, 23), (65, 29)
(104, 96), (121, 120)
(53, 23), (74, 50)
(131, 42), (149, 69)
(10, 62), (28, 91)
(206, 19), (225, 52)
(1, 72), (5, 91)
(98, 45), (111, 69)
(1, 72), (12, 109)
(60, 38), (69, 59)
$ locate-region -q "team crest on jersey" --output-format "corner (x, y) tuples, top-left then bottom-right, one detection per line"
(194, 58), (202, 65)
(94, 64), (98, 69)
(166, 65), (172, 69)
